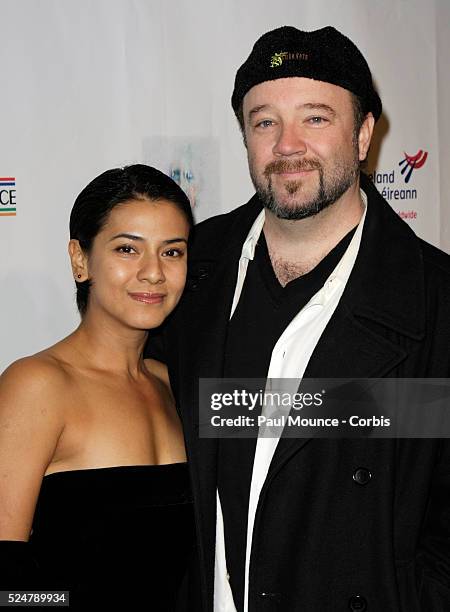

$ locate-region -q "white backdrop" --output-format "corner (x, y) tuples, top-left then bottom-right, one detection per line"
(1, 0), (449, 372)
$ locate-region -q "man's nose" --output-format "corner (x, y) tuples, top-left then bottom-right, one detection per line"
(137, 254), (166, 284)
(273, 123), (307, 157)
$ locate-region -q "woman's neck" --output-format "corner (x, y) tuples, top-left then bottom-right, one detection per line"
(64, 314), (150, 380)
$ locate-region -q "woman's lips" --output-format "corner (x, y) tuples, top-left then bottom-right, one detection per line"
(128, 292), (166, 305)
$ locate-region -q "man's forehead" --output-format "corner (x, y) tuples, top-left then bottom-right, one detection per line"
(243, 77), (353, 111)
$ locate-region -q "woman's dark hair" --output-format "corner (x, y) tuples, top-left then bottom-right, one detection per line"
(70, 164), (194, 317)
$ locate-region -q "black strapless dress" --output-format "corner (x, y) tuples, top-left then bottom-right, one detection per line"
(29, 463), (194, 610)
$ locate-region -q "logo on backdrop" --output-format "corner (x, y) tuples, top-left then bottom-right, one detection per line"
(0, 177), (16, 216)
(398, 149), (428, 183)
(368, 149), (429, 223)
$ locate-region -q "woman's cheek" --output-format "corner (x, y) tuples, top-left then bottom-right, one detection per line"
(108, 261), (131, 282)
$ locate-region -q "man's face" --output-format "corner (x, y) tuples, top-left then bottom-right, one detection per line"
(242, 77), (372, 220)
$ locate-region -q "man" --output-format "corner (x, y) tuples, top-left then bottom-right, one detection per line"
(151, 26), (450, 611)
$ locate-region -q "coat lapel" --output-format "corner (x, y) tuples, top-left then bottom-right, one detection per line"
(267, 300), (409, 479)
(169, 260), (239, 611)
(172, 198), (264, 606)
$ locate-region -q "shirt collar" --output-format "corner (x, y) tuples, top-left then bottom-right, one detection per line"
(241, 208), (265, 261)
(328, 188), (367, 285)
(240, 188), (368, 267)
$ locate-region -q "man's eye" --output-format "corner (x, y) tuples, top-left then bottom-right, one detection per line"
(255, 119), (274, 129)
(163, 248), (184, 258)
(115, 245), (136, 254)
(307, 116), (328, 125)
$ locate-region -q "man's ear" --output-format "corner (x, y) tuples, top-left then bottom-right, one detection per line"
(358, 112), (375, 162)
(68, 239), (89, 281)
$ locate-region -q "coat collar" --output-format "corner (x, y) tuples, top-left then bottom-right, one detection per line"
(343, 173), (426, 340)
(179, 195), (264, 379)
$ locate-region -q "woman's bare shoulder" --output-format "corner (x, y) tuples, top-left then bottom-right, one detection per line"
(1, 351), (69, 381)
(0, 353), (71, 412)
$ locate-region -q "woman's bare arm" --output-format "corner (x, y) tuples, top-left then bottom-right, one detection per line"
(0, 358), (66, 540)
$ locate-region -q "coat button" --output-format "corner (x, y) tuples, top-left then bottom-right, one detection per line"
(198, 268), (209, 279)
(353, 467), (372, 485)
(348, 594), (367, 610)
(259, 592), (281, 602)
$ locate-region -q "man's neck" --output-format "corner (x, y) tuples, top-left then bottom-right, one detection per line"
(262, 181), (364, 286)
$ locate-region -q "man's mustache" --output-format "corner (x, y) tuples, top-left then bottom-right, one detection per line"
(263, 159), (322, 178)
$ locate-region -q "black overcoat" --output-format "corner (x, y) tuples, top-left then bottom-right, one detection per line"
(155, 173), (450, 611)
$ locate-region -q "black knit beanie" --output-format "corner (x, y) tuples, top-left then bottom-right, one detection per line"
(232, 26), (382, 121)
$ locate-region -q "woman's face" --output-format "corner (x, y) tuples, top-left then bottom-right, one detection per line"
(78, 198), (190, 330)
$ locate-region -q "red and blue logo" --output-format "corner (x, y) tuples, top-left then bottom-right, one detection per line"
(398, 150), (428, 183)
(0, 177), (16, 216)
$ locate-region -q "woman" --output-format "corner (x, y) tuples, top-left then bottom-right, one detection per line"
(0, 164), (195, 610)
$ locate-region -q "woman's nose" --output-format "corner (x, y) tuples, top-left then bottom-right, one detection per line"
(137, 255), (166, 284)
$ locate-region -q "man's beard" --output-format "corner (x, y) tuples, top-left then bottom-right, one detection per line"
(249, 153), (359, 221)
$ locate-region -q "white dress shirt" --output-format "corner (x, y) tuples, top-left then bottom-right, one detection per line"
(214, 192), (368, 612)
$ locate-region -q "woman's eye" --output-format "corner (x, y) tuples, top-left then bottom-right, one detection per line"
(162, 248), (184, 258)
(115, 245), (136, 254)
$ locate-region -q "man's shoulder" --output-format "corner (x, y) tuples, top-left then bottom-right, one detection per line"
(419, 238), (450, 280)
(194, 199), (255, 234)
(363, 174), (450, 283)
(190, 196), (261, 257)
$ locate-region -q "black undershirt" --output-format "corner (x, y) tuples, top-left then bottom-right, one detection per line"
(218, 226), (356, 611)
